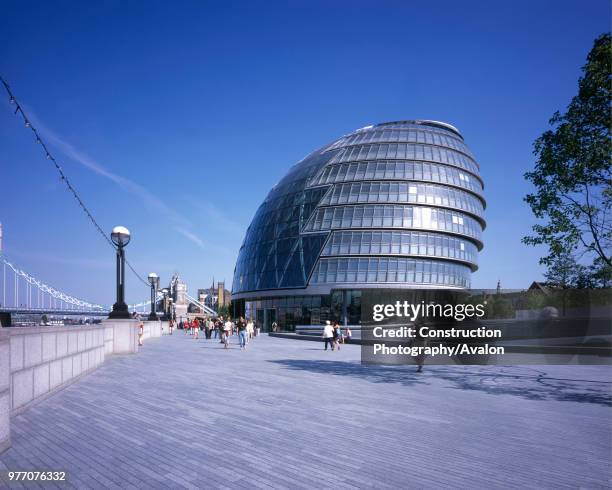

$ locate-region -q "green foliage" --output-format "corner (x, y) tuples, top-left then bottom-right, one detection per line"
(515, 290), (548, 310)
(523, 33), (612, 287)
(217, 304), (231, 318)
(485, 297), (514, 319)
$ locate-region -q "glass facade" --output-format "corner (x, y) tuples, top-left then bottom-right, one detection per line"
(303, 205), (482, 243)
(328, 127), (475, 157)
(321, 231), (478, 266)
(309, 161), (483, 195)
(310, 257), (471, 287)
(232, 120), (485, 330)
(329, 143), (480, 175)
(319, 182), (484, 220)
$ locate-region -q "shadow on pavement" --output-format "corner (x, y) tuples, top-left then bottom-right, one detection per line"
(270, 359), (612, 407)
(436, 369), (612, 407)
(269, 359), (426, 388)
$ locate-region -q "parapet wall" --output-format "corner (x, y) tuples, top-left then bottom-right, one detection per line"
(9, 325), (106, 414)
(0, 318), (166, 454)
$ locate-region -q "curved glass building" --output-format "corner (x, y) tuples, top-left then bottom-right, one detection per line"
(232, 120), (485, 330)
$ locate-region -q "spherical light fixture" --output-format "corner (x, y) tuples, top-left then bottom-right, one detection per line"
(111, 226), (131, 247)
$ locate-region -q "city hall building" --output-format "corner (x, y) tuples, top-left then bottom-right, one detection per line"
(232, 121), (485, 330)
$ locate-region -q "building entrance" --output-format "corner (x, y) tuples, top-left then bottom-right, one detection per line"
(256, 308), (277, 332)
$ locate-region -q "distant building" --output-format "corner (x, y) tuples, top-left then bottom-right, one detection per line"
(197, 279), (231, 311)
(528, 281), (562, 295)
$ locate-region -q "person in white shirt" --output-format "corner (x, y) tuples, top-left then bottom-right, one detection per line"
(246, 319), (254, 342)
(322, 321), (335, 351)
(223, 319), (232, 348)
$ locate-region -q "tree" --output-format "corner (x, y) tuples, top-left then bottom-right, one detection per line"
(217, 304), (231, 318)
(523, 33), (612, 287)
(485, 296), (514, 319)
(544, 250), (591, 288)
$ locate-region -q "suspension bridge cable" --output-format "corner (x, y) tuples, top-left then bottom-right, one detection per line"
(0, 76), (150, 288)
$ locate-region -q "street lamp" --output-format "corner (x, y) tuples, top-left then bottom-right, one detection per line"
(168, 297), (175, 321)
(109, 226), (131, 319)
(147, 273), (159, 321)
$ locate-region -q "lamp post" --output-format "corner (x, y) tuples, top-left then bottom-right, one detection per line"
(147, 273), (159, 321)
(109, 226), (131, 319)
(168, 297), (175, 321)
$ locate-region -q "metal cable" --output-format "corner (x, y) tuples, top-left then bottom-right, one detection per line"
(1, 76), (149, 288)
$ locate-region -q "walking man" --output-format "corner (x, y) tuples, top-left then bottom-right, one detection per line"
(322, 321), (334, 351)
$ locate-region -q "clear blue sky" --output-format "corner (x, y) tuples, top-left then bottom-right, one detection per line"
(1, 0), (609, 305)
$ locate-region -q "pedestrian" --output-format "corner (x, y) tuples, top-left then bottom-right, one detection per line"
(332, 321), (342, 351)
(223, 318), (232, 348)
(138, 321), (144, 346)
(246, 319), (254, 342)
(237, 317), (247, 350)
(411, 323), (428, 373)
(271, 321), (278, 332)
(256, 322), (261, 337)
(322, 320), (334, 351)
(193, 318), (199, 339)
(344, 326), (352, 343)
(169, 319), (174, 335)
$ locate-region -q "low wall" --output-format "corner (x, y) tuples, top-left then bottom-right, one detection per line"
(0, 329), (10, 453)
(0, 318), (143, 455)
(142, 320), (164, 340)
(9, 326), (106, 415)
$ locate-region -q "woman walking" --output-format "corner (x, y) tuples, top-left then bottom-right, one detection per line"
(237, 317), (247, 350)
(223, 318), (232, 348)
(332, 321), (342, 351)
(246, 319), (254, 343)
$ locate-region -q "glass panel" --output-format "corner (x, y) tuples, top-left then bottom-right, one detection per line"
(310, 257), (471, 287)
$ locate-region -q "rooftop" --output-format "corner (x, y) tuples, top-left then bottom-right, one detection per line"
(375, 120), (463, 139)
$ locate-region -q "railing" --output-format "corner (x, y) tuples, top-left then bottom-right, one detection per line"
(1, 255), (107, 313)
(185, 293), (218, 316)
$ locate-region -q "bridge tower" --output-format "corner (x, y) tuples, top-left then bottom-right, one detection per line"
(170, 275), (189, 322)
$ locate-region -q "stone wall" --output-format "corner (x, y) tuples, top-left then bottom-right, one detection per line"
(0, 329), (10, 453)
(142, 319), (164, 340)
(9, 325), (106, 414)
(0, 318), (143, 454)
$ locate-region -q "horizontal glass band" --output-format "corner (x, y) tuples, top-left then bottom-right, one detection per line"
(327, 128), (474, 159)
(309, 257), (471, 288)
(321, 230), (478, 267)
(374, 121), (463, 139)
(329, 143), (481, 178)
(319, 181), (485, 221)
(303, 204), (483, 245)
(309, 160), (484, 197)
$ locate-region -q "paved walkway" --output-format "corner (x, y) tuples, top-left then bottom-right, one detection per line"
(0, 333), (610, 489)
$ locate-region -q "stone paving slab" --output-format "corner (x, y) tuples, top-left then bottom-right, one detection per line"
(0, 333), (610, 489)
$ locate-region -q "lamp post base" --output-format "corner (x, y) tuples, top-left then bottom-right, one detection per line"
(109, 302), (131, 319)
